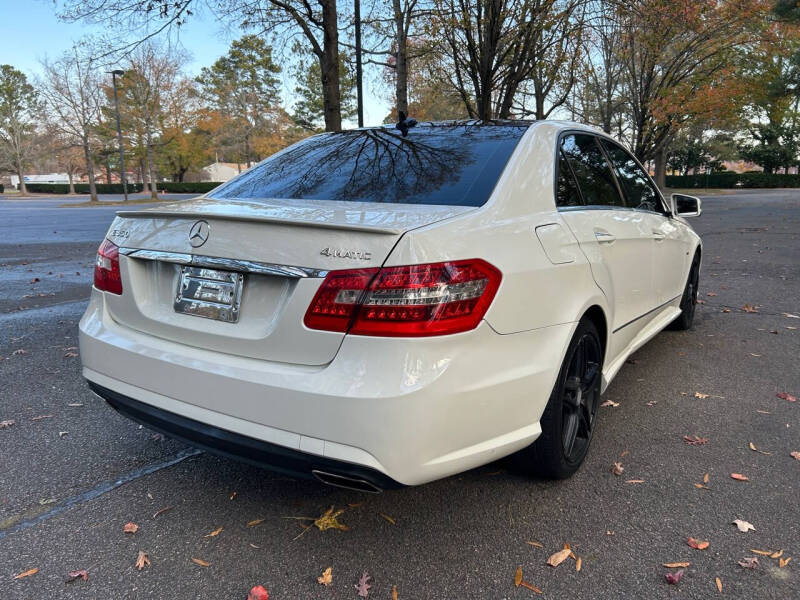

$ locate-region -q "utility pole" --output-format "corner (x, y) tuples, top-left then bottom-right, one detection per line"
(109, 70), (129, 201)
(354, 0), (364, 127)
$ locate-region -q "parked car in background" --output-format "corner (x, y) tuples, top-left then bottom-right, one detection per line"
(80, 120), (702, 491)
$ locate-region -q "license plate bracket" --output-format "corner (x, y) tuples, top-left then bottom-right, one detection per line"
(174, 266), (244, 323)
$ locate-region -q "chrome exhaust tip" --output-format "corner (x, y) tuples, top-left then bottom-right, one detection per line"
(311, 470), (383, 493)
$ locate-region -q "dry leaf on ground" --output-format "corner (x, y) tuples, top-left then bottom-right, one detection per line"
(317, 566), (332, 586)
(527, 541), (543, 548)
(738, 556), (759, 568)
(247, 585), (269, 600)
(733, 519), (755, 533)
(355, 572), (372, 598)
(576, 557), (582, 572)
(65, 569), (88, 583)
(626, 479), (645, 484)
(12, 349), (28, 355)
(547, 548), (572, 567)
(663, 562), (691, 568)
(750, 549), (773, 556)
(392, 585), (398, 600)
(381, 513), (396, 525)
(665, 569), (684, 584)
(514, 566), (523, 586)
(783, 313), (800, 318)
(0, 420), (15, 428)
(247, 518), (264, 527)
(152, 506), (173, 518)
(749, 442), (772, 455)
(611, 462), (624, 476)
(204, 527), (223, 538)
(777, 392), (797, 402)
(688, 537), (710, 550)
(135, 551), (150, 570)
(780, 557), (791, 568)
(601, 399), (619, 407)
(123, 522), (139, 534)
(730, 473), (749, 481)
(770, 549), (783, 559)
(191, 558), (210, 567)
(742, 304), (759, 313)
(289, 506), (349, 534)
(703, 473), (710, 483)
(716, 577), (722, 592)
(13, 568), (38, 579)
(694, 392), (710, 399)
(684, 435), (709, 445)
(31, 414), (53, 421)
(791, 452), (800, 461)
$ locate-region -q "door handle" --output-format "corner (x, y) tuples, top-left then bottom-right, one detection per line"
(594, 229), (616, 244)
(652, 230), (666, 242)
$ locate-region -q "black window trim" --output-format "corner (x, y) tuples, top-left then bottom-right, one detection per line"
(553, 129), (670, 216)
(598, 137), (670, 216)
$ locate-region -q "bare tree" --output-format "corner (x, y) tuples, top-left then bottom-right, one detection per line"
(39, 46), (104, 201)
(0, 65), (39, 196)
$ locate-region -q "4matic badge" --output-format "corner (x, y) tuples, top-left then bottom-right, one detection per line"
(320, 247), (372, 261)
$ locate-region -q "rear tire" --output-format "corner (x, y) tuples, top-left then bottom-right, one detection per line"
(516, 318), (603, 479)
(668, 254), (700, 331)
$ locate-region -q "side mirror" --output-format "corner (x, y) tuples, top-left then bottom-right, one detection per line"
(671, 193), (702, 217)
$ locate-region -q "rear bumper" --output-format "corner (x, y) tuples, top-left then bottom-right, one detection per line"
(89, 381), (402, 491)
(80, 289), (574, 485)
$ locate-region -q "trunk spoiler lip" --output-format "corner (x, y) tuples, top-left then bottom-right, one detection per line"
(115, 199), (478, 236)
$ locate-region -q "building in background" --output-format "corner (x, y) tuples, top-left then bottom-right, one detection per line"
(202, 162), (246, 182)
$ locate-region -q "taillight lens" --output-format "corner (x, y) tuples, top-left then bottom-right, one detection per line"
(93, 238), (123, 295)
(304, 259), (501, 337)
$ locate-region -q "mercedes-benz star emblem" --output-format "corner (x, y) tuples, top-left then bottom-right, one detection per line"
(188, 220), (210, 248)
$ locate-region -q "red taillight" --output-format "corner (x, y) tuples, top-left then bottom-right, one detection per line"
(304, 259), (501, 337)
(93, 239), (123, 295)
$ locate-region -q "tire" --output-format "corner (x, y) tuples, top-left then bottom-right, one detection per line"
(668, 254), (700, 331)
(516, 318), (603, 479)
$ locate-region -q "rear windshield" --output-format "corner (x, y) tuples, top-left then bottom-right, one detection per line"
(209, 123), (529, 207)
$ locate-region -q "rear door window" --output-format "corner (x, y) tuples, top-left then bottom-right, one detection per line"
(600, 140), (664, 213)
(556, 150), (583, 207)
(560, 133), (625, 208)
(210, 123), (529, 207)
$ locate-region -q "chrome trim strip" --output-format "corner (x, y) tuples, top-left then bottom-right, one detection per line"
(612, 293), (682, 334)
(118, 248), (328, 278)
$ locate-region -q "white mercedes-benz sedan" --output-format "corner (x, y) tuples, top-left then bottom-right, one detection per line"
(79, 120), (702, 491)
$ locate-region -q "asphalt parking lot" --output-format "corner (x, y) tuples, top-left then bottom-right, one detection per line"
(1, 190), (798, 599)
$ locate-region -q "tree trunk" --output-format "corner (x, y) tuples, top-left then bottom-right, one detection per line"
(139, 160), (148, 193)
(244, 134), (251, 168)
(16, 162), (27, 196)
(146, 140), (158, 200)
(68, 170), (75, 194)
(106, 159), (112, 184)
(654, 145), (667, 191)
(320, 0), (342, 132)
(83, 137), (98, 202)
(393, 0), (408, 117)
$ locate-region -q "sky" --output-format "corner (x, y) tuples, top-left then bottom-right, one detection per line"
(0, 0), (390, 126)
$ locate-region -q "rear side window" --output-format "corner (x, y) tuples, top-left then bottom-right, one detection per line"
(556, 150), (583, 207)
(210, 123), (529, 207)
(600, 140), (663, 213)
(560, 133), (624, 208)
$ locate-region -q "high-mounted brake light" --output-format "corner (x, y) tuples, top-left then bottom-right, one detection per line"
(93, 238), (123, 295)
(304, 259), (501, 337)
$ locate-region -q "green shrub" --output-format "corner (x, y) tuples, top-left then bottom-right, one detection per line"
(25, 183), (145, 194)
(665, 173), (800, 188)
(0, 183), (4, 193)
(157, 181), (223, 193)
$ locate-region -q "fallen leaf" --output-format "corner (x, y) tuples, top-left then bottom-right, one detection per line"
(247, 518), (264, 527)
(13, 568), (38, 579)
(730, 473), (749, 481)
(611, 462), (624, 476)
(606, 530), (615, 536)
(738, 556), (759, 568)
(779, 557), (791, 568)
(247, 585), (269, 600)
(684, 435), (709, 446)
(791, 451), (800, 461)
(381, 513), (396, 525)
(647, 400), (658, 406)
(694, 392), (709, 399)
(694, 483), (709, 489)
(249, 543), (260, 549)
(520, 581), (543, 593)
(732, 519), (755, 533)
(0, 420), (15, 429)
(514, 566), (523, 586)
(123, 522), (139, 534)
(663, 562), (691, 568)
(135, 551), (150, 570)
(756, 410), (771, 414)
(707, 292), (717, 297)
(770, 549), (783, 559)
(152, 506), (173, 519)
(527, 541), (543, 548)
(626, 479), (645, 484)
(703, 473), (710, 483)
(191, 558), (210, 567)
(576, 557), (582, 572)
(317, 566), (332, 586)
(601, 399), (619, 407)
(12, 348), (28, 355)
(39, 498), (56, 505)
(67, 403), (83, 407)
(229, 491), (237, 500)
(59, 431), (69, 438)
(64, 351), (78, 358)
(665, 569), (684, 584)
(31, 414), (53, 421)
(749, 442), (772, 455)
(65, 569), (88, 583)
(722, 308), (731, 313)
(392, 585), (398, 600)
(355, 571), (371, 598)
(716, 577), (722, 592)
(205, 526), (223, 538)
(348, 502), (363, 508)
(750, 549), (773, 556)
(688, 537), (710, 550)
(782, 313), (799, 318)
(742, 304), (759, 313)
(777, 392), (797, 402)
(547, 548), (572, 567)
(620, 450), (629, 457)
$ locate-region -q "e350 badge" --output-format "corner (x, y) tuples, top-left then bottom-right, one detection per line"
(320, 247), (372, 261)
